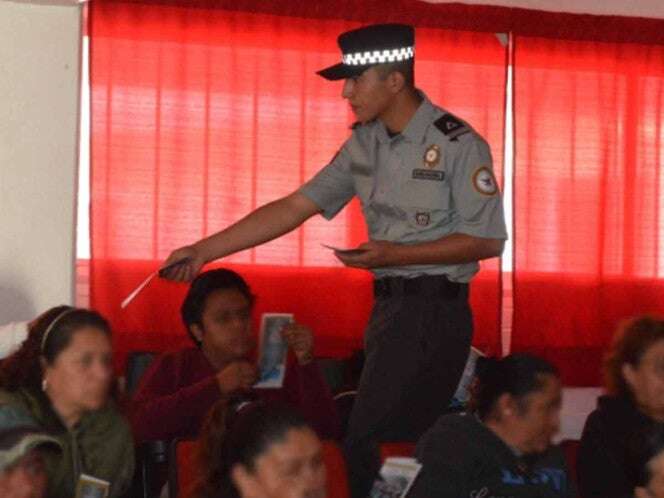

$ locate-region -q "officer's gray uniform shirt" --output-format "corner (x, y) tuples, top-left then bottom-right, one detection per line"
(298, 93), (507, 283)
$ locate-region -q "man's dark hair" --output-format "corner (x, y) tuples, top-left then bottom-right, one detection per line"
(180, 268), (255, 346)
(374, 60), (415, 88)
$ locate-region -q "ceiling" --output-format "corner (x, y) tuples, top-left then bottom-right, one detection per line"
(4, 0), (664, 20)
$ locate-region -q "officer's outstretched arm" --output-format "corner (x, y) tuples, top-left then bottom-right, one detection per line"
(161, 192), (321, 281)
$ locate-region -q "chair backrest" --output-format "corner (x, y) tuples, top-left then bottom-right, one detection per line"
(560, 439), (580, 491)
(379, 442), (416, 462)
(333, 390), (357, 438)
(125, 351), (157, 394)
(318, 358), (346, 393)
(169, 438), (200, 498)
(322, 440), (350, 498)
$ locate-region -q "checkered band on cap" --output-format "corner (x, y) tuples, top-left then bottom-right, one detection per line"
(342, 46), (414, 66)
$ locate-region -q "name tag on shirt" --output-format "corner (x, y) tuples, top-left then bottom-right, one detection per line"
(412, 169), (445, 181)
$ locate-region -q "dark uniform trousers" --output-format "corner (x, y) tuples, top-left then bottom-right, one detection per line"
(343, 274), (472, 498)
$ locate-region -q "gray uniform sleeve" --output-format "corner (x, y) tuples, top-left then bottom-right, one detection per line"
(450, 137), (507, 239)
(297, 141), (355, 220)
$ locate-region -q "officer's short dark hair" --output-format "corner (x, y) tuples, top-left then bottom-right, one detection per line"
(181, 269), (255, 345)
(374, 60), (415, 88)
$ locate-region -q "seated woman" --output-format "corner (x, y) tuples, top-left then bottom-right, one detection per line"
(408, 353), (573, 498)
(130, 268), (340, 443)
(194, 400), (326, 498)
(578, 316), (664, 498)
(0, 306), (134, 498)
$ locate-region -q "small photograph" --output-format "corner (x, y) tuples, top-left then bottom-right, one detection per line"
(75, 474), (110, 498)
(369, 458), (422, 498)
(254, 313), (293, 388)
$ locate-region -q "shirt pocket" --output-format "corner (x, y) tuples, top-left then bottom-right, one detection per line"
(400, 175), (451, 211)
(399, 177), (453, 235)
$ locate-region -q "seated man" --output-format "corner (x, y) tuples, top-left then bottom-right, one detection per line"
(130, 268), (341, 443)
(408, 354), (575, 498)
(0, 426), (61, 498)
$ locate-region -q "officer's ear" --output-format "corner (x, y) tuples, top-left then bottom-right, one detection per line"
(386, 70), (406, 94)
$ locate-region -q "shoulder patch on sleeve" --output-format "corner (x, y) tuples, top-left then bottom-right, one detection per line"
(434, 114), (470, 141)
(472, 166), (499, 196)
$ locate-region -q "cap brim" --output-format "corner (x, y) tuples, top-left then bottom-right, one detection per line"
(316, 62), (371, 81)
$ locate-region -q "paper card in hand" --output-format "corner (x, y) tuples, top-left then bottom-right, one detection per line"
(254, 313), (293, 389)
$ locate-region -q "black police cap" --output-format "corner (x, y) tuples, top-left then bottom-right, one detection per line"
(317, 23), (415, 81)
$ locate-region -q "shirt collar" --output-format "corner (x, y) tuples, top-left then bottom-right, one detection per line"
(376, 90), (434, 145)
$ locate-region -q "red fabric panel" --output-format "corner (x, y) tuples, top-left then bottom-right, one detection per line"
(379, 442), (416, 462)
(89, 2), (507, 368)
(95, 259), (500, 371)
(513, 37), (664, 385)
(97, 0), (664, 46)
(174, 439), (198, 498)
(322, 441), (351, 498)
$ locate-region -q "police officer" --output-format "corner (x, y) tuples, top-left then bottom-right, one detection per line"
(162, 23), (506, 497)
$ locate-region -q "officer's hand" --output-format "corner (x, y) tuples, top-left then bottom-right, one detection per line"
(215, 361), (257, 394)
(281, 323), (314, 365)
(159, 245), (206, 282)
(333, 240), (396, 269)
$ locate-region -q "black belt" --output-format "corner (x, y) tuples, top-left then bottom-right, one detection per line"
(373, 274), (464, 299)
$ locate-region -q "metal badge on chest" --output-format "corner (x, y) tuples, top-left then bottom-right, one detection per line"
(412, 144), (445, 182)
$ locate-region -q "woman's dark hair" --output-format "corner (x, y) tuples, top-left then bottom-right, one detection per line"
(0, 306), (111, 391)
(472, 353), (559, 421)
(628, 425), (664, 489)
(604, 316), (664, 398)
(180, 269), (256, 346)
(194, 400), (310, 498)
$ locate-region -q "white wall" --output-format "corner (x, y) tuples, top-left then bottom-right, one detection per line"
(0, 0), (82, 323)
(427, 0), (664, 19)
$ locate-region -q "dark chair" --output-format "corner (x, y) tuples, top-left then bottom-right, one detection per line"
(560, 439), (580, 492)
(334, 390), (357, 438)
(125, 351), (157, 395)
(318, 357), (346, 393)
(125, 351), (164, 498)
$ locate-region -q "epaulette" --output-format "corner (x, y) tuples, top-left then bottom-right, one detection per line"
(434, 114), (471, 142)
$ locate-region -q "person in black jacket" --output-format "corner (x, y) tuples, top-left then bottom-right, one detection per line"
(408, 353), (574, 498)
(630, 426), (664, 498)
(578, 316), (664, 498)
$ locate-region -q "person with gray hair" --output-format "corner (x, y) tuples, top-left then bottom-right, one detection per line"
(0, 426), (61, 498)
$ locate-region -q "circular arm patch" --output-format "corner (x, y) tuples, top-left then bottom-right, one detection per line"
(472, 167), (498, 195)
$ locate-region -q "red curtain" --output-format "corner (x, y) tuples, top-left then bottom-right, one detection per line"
(89, 1), (506, 370)
(512, 37), (664, 385)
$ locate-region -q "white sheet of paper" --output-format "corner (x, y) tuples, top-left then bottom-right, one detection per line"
(120, 272), (157, 309)
(254, 313), (293, 389)
(76, 474), (110, 498)
(120, 258), (190, 309)
(369, 457), (422, 498)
